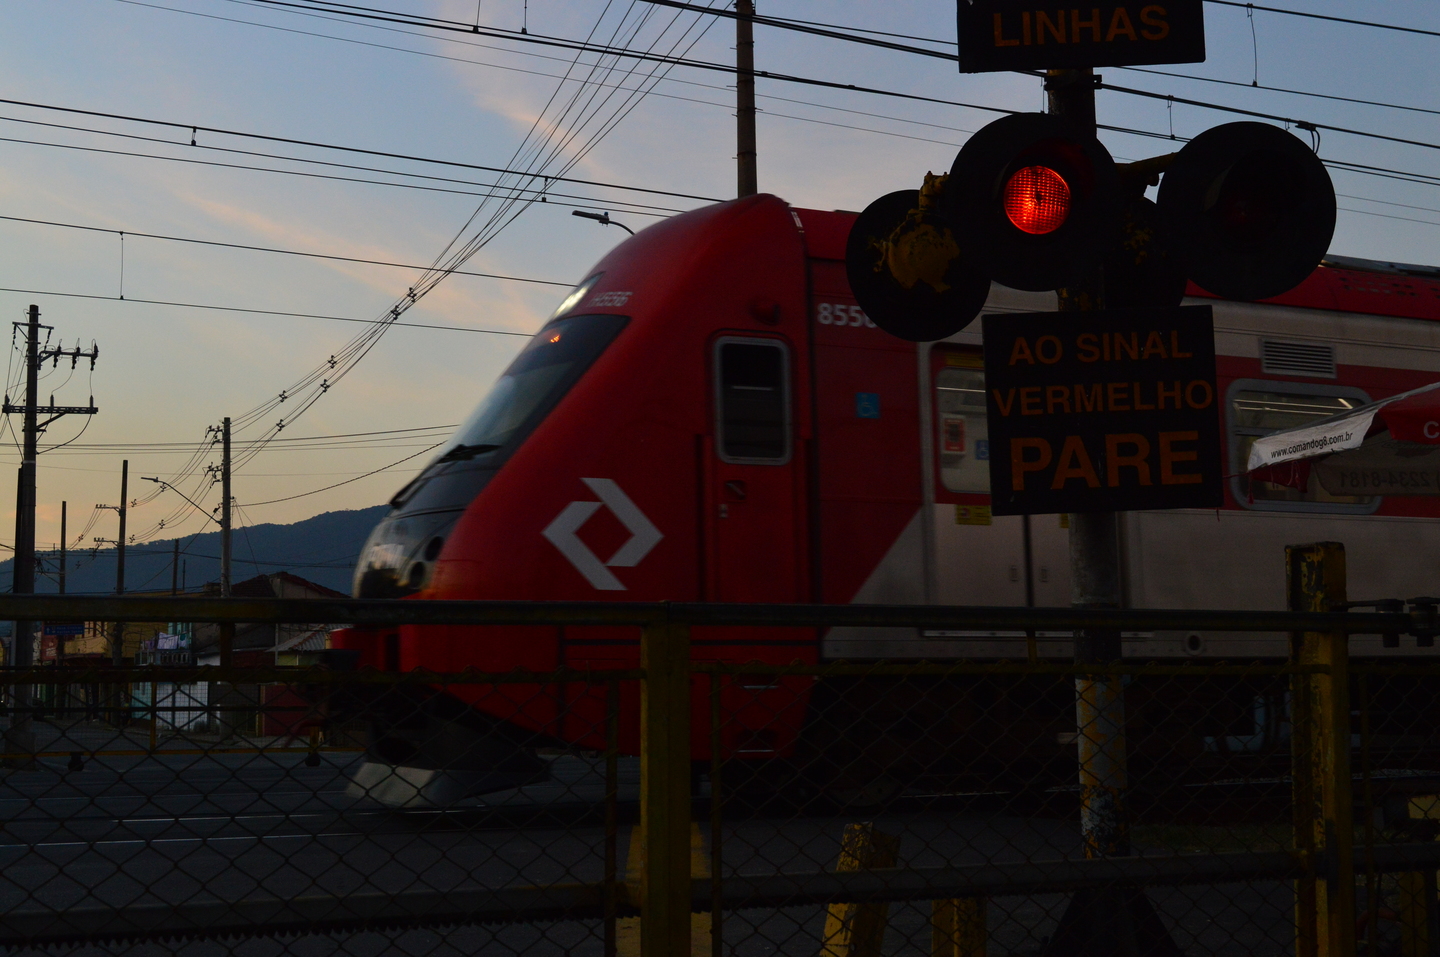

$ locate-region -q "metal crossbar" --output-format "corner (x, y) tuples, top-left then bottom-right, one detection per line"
(0, 594), (1417, 632)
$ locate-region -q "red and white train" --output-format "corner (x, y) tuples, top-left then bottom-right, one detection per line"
(338, 193), (1440, 806)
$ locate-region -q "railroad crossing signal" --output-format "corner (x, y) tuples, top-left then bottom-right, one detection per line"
(845, 117), (1338, 340)
(1158, 120), (1337, 302)
(945, 111), (1122, 293)
(843, 180), (990, 342)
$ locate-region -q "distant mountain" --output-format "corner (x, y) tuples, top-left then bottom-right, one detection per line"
(0, 505), (389, 596)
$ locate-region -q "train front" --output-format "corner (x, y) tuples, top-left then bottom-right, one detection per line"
(334, 194), (809, 807)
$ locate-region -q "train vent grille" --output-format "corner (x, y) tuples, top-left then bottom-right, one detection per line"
(1261, 340), (1336, 378)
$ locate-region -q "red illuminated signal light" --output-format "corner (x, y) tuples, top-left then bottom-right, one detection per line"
(1003, 166), (1071, 235)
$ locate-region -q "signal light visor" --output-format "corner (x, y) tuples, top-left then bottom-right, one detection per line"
(1003, 166), (1071, 235)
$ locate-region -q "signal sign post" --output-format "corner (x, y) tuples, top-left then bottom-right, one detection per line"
(847, 10), (1340, 950)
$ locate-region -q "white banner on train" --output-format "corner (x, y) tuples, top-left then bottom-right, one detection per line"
(1246, 408), (1377, 471)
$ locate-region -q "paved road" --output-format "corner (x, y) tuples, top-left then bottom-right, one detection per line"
(0, 722), (1300, 956)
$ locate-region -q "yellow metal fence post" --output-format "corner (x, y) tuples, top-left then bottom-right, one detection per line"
(820, 822), (900, 957)
(931, 897), (986, 957)
(1287, 542), (1356, 957)
(1398, 795), (1440, 957)
(640, 609), (693, 957)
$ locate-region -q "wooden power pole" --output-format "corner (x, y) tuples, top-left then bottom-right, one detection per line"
(736, 0), (757, 197)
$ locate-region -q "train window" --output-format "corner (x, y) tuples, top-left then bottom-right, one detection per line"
(433, 313), (629, 465)
(715, 338), (790, 464)
(1227, 380), (1377, 511)
(936, 358), (990, 493)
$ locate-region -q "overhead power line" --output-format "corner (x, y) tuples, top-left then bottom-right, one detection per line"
(0, 214), (571, 287)
(227, 0), (1440, 158)
(114, 0), (1440, 194)
(118, 0), (983, 148)
(1118, 67), (1440, 119)
(42, 425), (458, 452)
(0, 286), (537, 336)
(0, 95), (720, 204)
(1098, 81), (1440, 154)
(0, 132), (685, 216)
(244, 441), (443, 507)
(1205, 1), (1440, 40)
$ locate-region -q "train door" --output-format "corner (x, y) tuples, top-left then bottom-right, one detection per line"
(706, 335), (804, 602)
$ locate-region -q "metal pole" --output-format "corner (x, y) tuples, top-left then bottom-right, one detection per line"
(640, 611), (692, 957)
(1044, 66), (1128, 860)
(1023, 514), (1037, 663)
(1070, 511), (1126, 855)
(1288, 542), (1356, 957)
(735, 0), (757, 198)
(1042, 69), (1178, 957)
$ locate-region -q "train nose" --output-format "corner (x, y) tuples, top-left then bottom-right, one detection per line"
(353, 510), (460, 598)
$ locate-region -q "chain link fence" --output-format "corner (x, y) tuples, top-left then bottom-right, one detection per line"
(0, 584), (1434, 955)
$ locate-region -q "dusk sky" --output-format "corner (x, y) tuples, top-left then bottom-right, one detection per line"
(0, 0), (1435, 570)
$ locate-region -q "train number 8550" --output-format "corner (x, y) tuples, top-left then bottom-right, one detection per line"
(817, 302), (876, 328)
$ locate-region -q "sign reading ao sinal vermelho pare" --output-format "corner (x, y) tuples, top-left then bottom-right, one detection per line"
(957, 1), (1205, 73)
(982, 306), (1222, 515)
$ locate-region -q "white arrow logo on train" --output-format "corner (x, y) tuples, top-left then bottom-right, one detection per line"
(542, 478), (663, 591)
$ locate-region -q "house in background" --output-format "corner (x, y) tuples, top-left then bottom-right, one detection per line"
(192, 571), (348, 667)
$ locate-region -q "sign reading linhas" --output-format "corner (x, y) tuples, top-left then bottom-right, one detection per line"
(982, 306), (1222, 515)
(957, 1), (1205, 73)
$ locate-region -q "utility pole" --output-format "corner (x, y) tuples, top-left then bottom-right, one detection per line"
(58, 501), (66, 597)
(171, 539), (179, 596)
(736, 0), (757, 197)
(55, 502), (66, 666)
(12, 307), (41, 633)
(219, 417), (234, 667)
(2, 306), (98, 750)
(117, 461), (127, 599)
(97, 461), (128, 666)
(221, 417), (231, 599)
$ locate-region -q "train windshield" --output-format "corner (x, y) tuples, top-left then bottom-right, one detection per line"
(435, 312), (629, 463)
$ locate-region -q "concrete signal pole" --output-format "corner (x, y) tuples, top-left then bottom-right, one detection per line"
(736, 0), (757, 197)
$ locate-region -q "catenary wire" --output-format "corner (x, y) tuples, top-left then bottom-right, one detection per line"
(0, 286), (539, 336)
(0, 93), (718, 203)
(102, 0), (1440, 192)
(0, 132), (685, 215)
(0, 214), (572, 287)
(99, 1), (713, 540)
(243, 442), (443, 507)
(1117, 67), (1440, 118)
(1205, 1), (1440, 39)
(182, 0), (1440, 160)
(0, 113), (695, 214)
